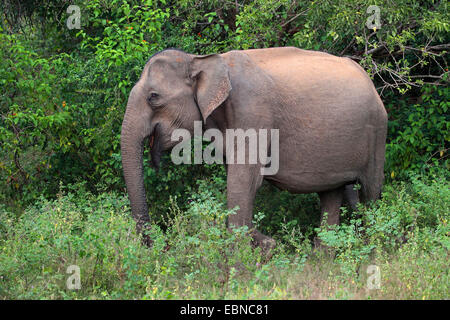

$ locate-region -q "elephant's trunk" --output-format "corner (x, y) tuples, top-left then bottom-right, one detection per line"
(120, 91), (153, 244)
(121, 116), (149, 234)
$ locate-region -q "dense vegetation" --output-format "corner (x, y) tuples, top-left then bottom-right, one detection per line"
(0, 0), (448, 299)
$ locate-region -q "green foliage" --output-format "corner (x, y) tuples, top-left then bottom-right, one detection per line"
(1, 172), (448, 299)
(0, 0), (449, 300)
(78, 0), (169, 66)
(316, 170), (449, 279)
(0, 28), (68, 203)
(386, 85), (449, 179)
(1, 0), (448, 206)
(0, 181), (265, 299)
(0, 1), (170, 203)
(0, 184), (150, 298)
(254, 182), (320, 241)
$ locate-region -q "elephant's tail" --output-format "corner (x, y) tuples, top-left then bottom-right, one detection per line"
(359, 177), (383, 203)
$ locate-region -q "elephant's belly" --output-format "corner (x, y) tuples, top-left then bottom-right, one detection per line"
(264, 133), (369, 193)
(265, 171), (358, 193)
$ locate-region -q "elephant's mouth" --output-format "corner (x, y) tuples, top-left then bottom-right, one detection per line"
(149, 134), (155, 149)
(148, 123), (163, 170)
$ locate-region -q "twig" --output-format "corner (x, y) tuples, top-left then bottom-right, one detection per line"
(280, 7), (312, 28)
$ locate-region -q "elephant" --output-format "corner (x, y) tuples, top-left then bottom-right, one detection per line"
(121, 47), (387, 249)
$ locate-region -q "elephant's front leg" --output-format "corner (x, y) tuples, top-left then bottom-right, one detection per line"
(226, 164), (276, 250)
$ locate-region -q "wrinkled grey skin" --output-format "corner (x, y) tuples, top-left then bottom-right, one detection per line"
(121, 47), (387, 248)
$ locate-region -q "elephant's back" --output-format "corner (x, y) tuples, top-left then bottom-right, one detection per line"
(240, 47), (385, 125)
(242, 47), (358, 78)
(243, 47), (373, 96)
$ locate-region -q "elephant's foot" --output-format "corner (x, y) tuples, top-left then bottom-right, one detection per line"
(139, 225), (171, 251)
(141, 233), (153, 247)
(137, 222), (153, 248)
(252, 230), (276, 256)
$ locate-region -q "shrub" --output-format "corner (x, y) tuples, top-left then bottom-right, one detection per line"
(386, 86), (449, 179)
(1, 170), (448, 299)
(316, 169), (449, 279)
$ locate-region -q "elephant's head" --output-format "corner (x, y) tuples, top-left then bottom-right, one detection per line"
(120, 49), (231, 237)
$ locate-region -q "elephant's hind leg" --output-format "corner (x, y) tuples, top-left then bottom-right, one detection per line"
(343, 183), (359, 211)
(314, 186), (345, 249)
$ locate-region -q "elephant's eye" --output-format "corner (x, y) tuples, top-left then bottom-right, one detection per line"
(147, 93), (160, 107)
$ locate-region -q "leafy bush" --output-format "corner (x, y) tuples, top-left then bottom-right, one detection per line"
(386, 86), (449, 179)
(316, 169), (449, 280)
(1, 0), (448, 208)
(0, 28), (68, 203)
(0, 180), (285, 299)
(0, 0), (449, 300)
(1, 171), (448, 299)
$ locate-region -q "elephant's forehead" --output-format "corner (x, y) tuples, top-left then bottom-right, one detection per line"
(139, 64), (184, 94)
(147, 62), (170, 80)
(150, 50), (188, 69)
(144, 55), (188, 83)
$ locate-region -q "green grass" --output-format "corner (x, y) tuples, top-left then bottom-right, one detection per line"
(0, 171), (448, 300)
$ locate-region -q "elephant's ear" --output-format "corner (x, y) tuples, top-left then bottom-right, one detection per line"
(190, 54), (232, 123)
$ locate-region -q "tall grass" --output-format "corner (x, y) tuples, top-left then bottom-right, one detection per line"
(0, 170), (448, 299)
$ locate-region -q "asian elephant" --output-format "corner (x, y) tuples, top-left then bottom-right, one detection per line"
(121, 47), (387, 248)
